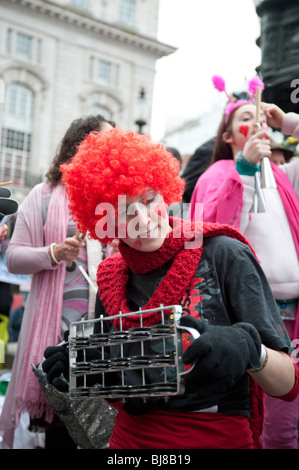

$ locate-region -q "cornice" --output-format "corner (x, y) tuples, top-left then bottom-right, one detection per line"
(6, 0), (176, 58)
(0, 61), (49, 91)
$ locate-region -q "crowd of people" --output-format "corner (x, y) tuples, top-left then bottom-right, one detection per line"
(0, 76), (299, 450)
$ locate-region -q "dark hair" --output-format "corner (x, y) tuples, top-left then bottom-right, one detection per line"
(211, 105), (243, 163)
(46, 114), (115, 186)
(211, 91), (251, 164)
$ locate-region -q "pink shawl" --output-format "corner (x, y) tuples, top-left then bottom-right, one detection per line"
(189, 160), (299, 341)
(0, 183), (69, 448)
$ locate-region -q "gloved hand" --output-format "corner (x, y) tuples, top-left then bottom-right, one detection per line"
(42, 333), (116, 392)
(42, 335), (69, 392)
(179, 316), (262, 394)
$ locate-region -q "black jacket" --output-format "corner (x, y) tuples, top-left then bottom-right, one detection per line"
(182, 137), (215, 203)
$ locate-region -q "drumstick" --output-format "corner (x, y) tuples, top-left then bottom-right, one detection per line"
(78, 265), (97, 294)
(255, 86), (261, 133)
(0, 181), (12, 186)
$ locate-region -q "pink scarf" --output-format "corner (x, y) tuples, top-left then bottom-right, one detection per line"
(189, 160), (244, 227)
(0, 183), (69, 448)
(189, 160), (299, 341)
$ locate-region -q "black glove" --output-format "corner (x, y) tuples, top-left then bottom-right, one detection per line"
(179, 316), (262, 394)
(42, 332), (116, 392)
(42, 341), (69, 392)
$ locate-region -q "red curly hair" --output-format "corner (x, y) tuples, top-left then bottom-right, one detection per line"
(61, 127), (185, 242)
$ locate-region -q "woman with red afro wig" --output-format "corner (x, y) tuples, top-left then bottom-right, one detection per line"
(43, 126), (299, 450)
(61, 127), (184, 242)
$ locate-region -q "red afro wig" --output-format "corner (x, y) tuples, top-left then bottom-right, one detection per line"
(60, 127), (185, 242)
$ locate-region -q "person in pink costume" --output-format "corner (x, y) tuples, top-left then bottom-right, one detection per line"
(0, 114), (114, 449)
(188, 100), (299, 449)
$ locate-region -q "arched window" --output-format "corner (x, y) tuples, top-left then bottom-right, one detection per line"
(1, 83), (34, 186)
(88, 104), (112, 121)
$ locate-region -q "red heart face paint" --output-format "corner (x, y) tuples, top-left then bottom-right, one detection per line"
(239, 125), (249, 138)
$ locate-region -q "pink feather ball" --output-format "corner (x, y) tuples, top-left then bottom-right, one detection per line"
(247, 76), (265, 96)
(212, 75), (226, 92)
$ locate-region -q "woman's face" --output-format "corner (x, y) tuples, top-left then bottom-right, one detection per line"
(100, 122), (114, 133)
(225, 103), (268, 153)
(117, 189), (171, 252)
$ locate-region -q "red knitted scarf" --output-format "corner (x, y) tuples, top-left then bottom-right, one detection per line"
(96, 217), (264, 448)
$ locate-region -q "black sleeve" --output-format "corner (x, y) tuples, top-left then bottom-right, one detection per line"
(95, 292), (106, 319)
(94, 293), (111, 335)
(222, 239), (292, 353)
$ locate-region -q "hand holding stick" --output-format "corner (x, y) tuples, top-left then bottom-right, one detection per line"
(67, 231), (86, 267)
(255, 85), (276, 194)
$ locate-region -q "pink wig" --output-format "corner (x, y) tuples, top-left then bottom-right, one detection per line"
(61, 127), (185, 242)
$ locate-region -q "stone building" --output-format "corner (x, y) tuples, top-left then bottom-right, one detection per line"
(0, 0), (175, 201)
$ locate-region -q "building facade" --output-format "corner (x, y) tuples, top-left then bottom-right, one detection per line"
(0, 0), (175, 201)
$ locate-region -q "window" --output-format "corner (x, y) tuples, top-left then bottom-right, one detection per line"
(5, 28), (42, 65)
(89, 56), (120, 88)
(2, 129), (31, 152)
(97, 60), (111, 86)
(16, 32), (32, 61)
(1, 83), (34, 186)
(118, 0), (135, 27)
(88, 104), (112, 121)
(6, 83), (33, 120)
(70, 0), (89, 9)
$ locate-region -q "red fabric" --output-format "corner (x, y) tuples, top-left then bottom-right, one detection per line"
(109, 407), (254, 449)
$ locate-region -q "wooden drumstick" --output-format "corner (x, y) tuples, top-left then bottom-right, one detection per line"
(78, 265), (97, 293)
(255, 86), (261, 133)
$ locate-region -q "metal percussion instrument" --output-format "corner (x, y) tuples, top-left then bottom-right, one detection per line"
(68, 305), (199, 402)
